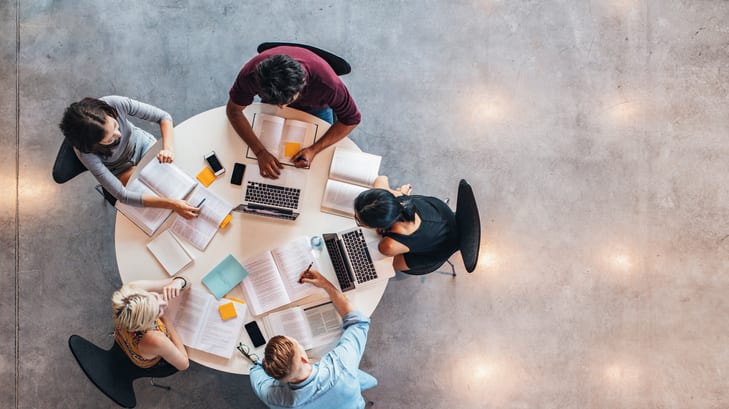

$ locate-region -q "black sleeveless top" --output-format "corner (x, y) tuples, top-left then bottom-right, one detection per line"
(382, 196), (458, 271)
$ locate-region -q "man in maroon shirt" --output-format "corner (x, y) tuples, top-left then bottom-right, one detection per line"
(226, 46), (361, 179)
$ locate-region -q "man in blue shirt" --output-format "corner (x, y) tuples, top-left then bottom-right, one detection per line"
(249, 269), (377, 408)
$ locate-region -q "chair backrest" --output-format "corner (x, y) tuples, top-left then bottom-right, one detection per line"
(68, 335), (177, 408)
(257, 42), (352, 76)
(455, 179), (481, 273)
(52, 139), (88, 184)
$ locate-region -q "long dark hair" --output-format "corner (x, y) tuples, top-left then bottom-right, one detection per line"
(354, 189), (417, 229)
(59, 98), (118, 157)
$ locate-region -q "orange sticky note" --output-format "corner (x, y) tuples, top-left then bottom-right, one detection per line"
(218, 302), (238, 321)
(196, 167), (216, 187)
(284, 142), (301, 157)
(219, 213), (232, 228)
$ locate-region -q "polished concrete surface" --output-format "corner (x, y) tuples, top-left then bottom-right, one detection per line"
(3, 1), (729, 408)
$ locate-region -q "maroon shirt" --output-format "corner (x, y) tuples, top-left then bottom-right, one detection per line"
(229, 46), (361, 125)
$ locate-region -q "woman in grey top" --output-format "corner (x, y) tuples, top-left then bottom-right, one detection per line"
(60, 96), (199, 218)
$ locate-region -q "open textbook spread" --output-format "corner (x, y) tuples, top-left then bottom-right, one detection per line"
(321, 147), (382, 218)
(170, 185), (235, 251)
(247, 113), (319, 165)
(239, 237), (326, 316)
(262, 303), (343, 351)
(166, 286), (246, 359)
(116, 160), (198, 236)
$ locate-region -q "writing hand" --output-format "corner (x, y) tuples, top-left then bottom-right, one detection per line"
(291, 147), (315, 168)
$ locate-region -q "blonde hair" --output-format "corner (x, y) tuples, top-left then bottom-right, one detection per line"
(262, 335), (297, 380)
(111, 285), (159, 332)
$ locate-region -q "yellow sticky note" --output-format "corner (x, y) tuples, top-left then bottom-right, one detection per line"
(196, 167), (216, 187)
(284, 142), (301, 158)
(218, 302), (238, 321)
(219, 213), (232, 228)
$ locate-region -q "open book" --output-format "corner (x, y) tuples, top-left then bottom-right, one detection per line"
(170, 185), (235, 251)
(263, 303), (343, 351)
(321, 148), (382, 218)
(166, 286), (246, 359)
(239, 237), (326, 316)
(247, 113), (319, 165)
(116, 160), (198, 236)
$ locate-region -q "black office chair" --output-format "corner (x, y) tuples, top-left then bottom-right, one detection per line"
(257, 42), (351, 76)
(455, 179), (481, 273)
(68, 335), (177, 408)
(52, 139), (117, 205)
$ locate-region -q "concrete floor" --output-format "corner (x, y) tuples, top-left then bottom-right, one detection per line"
(3, 1), (729, 408)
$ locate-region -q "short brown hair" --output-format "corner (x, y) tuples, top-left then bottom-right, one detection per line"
(262, 335), (297, 380)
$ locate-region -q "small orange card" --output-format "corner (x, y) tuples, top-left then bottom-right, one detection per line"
(196, 167), (216, 187)
(219, 213), (232, 228)
(218, 302), (238, 321)
(284, 142), (301, 158)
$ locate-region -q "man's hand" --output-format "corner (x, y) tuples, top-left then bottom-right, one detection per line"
(291, 146), (316, 168)
(299, 269), (331, 289)
(256, 150), (283, 179)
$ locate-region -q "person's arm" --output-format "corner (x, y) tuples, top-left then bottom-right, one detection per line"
(225, 98), (283, 178)
(299, 269), (353, 317)
(139, 320), (190, 370)
(373, 175), (412, 197)
(126, 276), (189, 301)
(290, 121), (357, 168)
(156, 119), (175, 163)
(141, 195), (200, 219)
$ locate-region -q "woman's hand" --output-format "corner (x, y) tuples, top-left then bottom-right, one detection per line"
(172, 199), (200, 219)
(397, 184), (413, 195)
(157, 149), (175, 163)
(298, 269), (330, 289)
(161, 277), (186, 301)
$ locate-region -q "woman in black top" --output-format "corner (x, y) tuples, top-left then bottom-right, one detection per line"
(354, 176), (458, 275)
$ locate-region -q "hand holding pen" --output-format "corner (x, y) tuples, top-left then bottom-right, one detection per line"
(298, 262), (314, 284)
(291, 147), (315, 168)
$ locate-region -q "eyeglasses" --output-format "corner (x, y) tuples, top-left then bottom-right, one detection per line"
(236, 343), (261, 365)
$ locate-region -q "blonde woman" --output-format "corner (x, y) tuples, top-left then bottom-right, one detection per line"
(112, 276), (190, 371)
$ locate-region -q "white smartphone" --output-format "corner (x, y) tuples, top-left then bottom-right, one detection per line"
(204, 151), (225, 176)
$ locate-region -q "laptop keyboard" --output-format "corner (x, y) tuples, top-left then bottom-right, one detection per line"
(323, 234), (355, 292)
(341, 229), (378, 284)
(239, 206), (298, 221)
(245, 182), (300, 210)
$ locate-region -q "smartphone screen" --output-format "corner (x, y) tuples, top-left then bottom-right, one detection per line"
(231, 163), (245, 185)
(205, 151), (225, 175)
(245, 321), (266, 348)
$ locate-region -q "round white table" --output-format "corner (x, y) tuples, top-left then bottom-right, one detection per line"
(114, 103), (389, 374)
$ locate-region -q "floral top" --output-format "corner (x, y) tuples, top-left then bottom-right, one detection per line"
(114, 318), (170, 368)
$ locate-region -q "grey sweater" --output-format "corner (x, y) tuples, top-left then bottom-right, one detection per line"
(75, 95), (172, 206)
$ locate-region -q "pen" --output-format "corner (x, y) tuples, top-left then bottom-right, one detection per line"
(299, 262), (314, 283)
(295, 156), (308, 164)
(196, 198), (206, 208)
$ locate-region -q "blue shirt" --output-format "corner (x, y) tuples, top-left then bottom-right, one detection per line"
(250, 311), (370, 409)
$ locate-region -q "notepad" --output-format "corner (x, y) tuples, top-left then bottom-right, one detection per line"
(202, 254), (249, 299)
(146, 230), (193, 275)
(196, 167), (216, 187)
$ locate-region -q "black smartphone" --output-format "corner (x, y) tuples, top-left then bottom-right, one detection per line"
(204, 151), (225, 176)
(231, 162), (245, 185)
(245, 321), (266, 348)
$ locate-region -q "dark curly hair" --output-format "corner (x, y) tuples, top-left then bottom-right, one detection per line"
(255, 55), (306, 105)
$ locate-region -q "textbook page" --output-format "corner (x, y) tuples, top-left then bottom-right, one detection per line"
(116, 179), (172, 236)
(250, 113), (318, 163)
(304, 303), (343, 347)
(138, 159), (197, 200)
(321, 179), (368, 218)
(240, 252), (291, 316)
(169, 186), (234, 251)
(271, 237), (326, 302)
(167, 287), (245, 359)
(328, 148), (382, 187)
(265, 307), (315, 350)
(146, 230), (193, 275)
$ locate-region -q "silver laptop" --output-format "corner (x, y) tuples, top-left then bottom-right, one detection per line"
(235, 164), (307, 221)
(322, 227), (394, 292)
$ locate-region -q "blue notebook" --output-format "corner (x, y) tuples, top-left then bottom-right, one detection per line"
(202, 254), (249, 299)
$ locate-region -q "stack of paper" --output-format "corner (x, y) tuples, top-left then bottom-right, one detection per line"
(146, 230), (193, 275)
